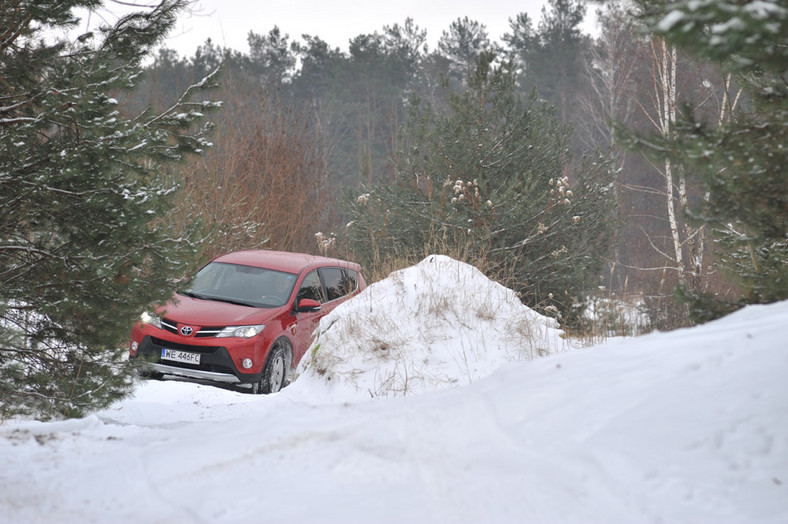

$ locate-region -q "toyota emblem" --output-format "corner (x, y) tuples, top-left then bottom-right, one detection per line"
(180, 326), (194, 336)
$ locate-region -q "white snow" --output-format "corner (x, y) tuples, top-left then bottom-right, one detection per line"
(1, 256), (787, 524)
(744, 1), (788, 19)
(712, 17), (746, 34)
(657, 10), (686, 32)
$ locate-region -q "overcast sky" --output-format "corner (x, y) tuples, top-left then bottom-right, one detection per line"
(82, 0), (598, 58)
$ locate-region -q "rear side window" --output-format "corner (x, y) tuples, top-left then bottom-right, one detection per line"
(297, 270), (326, 303)
(342, 269), (359, 295)
(319, 267), (359, 301)
(320, 267), (345, 301)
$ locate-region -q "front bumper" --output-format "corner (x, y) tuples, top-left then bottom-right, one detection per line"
(132, 335), (261, 384)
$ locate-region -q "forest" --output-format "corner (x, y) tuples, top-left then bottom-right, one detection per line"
(1, 0), (785, 417)
(129, 0), (784, 329)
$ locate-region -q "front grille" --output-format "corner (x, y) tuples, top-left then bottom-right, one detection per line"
(160, 318), (178, 335)
(137, 335), (243, 381)
(195, 327), (223, 338)
(160, 318), (224, 338)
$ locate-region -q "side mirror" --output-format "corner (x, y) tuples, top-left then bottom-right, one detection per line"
(296, 298), (321, 313)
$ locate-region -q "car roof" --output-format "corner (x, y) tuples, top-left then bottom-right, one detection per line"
(211, 250), (361, 275)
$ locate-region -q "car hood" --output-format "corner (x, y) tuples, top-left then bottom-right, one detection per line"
(157, 294), (283, 326)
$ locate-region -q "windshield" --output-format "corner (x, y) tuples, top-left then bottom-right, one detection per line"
(177, 262), (297, 308)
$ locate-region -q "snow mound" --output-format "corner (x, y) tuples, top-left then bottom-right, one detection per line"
(297, 255), (566, 400)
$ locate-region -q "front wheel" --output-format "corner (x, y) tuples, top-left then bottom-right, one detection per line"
(252, 343), (287, 394)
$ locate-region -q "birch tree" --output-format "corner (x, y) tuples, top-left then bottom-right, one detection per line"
(644, 0), (788, 310)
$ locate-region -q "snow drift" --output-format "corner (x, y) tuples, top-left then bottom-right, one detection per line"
(297, 254), (567, 400)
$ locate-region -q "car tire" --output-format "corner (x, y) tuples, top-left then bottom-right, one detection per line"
(253, 342), (287, 394)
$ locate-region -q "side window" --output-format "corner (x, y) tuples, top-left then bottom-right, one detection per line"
(319, 267), (345, 302)
(297, 270), (325, 303)
(340, 269), (358, 296)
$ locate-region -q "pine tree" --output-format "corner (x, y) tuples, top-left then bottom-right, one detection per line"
(0, 0), (219, 419)
(246, 26), (300, 85)
(345, 52), (618, 324)
(504, 0), (591, 127)
(641, 1), (788, 310)
(437, 17), (494, 83)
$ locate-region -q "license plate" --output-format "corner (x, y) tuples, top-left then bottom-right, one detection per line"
(161, 348), (201, 365)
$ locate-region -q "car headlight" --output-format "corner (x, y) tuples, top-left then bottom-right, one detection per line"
(140, 311), (162, 329)
(216, 324), (265, 338)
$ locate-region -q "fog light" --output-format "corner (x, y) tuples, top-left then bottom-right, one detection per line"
(242, 358), (253, 369)
(130, 341), (138, 352)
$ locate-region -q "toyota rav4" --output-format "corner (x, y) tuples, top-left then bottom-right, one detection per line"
(129, 250), (365, 393)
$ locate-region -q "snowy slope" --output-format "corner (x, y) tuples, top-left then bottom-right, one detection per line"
(1, 258), (786, 524)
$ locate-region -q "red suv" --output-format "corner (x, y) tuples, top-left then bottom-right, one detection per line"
(129, 250), (365, 393)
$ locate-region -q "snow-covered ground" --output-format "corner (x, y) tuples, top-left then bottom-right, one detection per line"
(1, 256), (787, 524)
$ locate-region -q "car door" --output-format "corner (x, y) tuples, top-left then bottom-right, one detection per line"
(290, 266), (361, 365)
(290, 269), (326, 365)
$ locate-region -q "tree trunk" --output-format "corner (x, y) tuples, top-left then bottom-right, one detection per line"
(657, 39), (685, 286)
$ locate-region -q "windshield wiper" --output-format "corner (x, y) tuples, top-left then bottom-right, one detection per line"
(178, 290), (208, 300)
(178, 290), (256, 308)
(204, 296), (257, 308)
